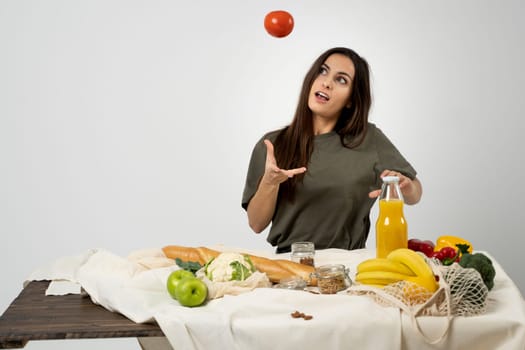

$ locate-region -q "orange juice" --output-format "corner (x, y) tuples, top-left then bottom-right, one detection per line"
(376, 199), (407, 258)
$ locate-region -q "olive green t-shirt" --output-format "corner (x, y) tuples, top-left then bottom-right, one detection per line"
(241, 123), (417, 252)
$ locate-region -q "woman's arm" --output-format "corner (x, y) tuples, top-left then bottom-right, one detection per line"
(247, 180), (280, 233)
(247, 140), (307, 233)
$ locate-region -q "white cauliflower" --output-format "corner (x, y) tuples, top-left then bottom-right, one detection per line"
(204, 252), (256, 282)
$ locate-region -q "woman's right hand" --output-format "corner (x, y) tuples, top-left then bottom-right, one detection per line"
(261, 139), (307, 186)
(246, 139), (307, 233)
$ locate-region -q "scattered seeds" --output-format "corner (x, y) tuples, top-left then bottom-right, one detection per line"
(290, 310), (313, 320)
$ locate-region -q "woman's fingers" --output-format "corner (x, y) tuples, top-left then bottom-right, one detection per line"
(369, 170), (406, 198)
(264, 139), (276, 165)
(264, 166), (307, 185)
(368, 189), (382, 198)
(381, 169), (409, 187)
(268, 167), (306, 183)
(283, 167), (307, 178)
(263, 139), (306, 183)
(380, 169), (399, 178)
(378, 169), (416, 199)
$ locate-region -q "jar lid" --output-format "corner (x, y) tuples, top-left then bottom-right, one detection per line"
(291, 241), (315, 250)
(273, 276), (307, 290)
(315, 264), (346, 273)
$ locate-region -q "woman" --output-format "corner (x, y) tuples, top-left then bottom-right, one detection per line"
(242, 47), (422, 253)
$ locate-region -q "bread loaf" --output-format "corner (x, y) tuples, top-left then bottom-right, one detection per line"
(162, 245), (315, 285)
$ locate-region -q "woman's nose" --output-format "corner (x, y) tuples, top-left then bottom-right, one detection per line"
(322, 79), (331, 89)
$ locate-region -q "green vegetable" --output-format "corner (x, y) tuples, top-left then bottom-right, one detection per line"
(456, 244), (471, 255)
(230, 256), (256, 281)
(459, 252), (496, 291)
(230, 261), (251, 281)
(175, 258), (202, 275)
(244, 255), (256, 273)
(203, 254), (256, 282)
(203, 257), (214, 279)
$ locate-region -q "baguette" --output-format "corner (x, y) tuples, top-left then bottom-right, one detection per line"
(162, 245), (316, 285)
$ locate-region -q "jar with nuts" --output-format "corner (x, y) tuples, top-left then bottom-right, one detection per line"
(311, 264), (351, 294)
(291, 241), (315, 266)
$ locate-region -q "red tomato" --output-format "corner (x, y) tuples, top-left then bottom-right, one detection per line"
(432, 251), (445, 260)
(264, 10), (294, 38)
(439, 246), (457, 259)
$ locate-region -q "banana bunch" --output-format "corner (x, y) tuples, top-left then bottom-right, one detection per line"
(355, 248), (438, 293)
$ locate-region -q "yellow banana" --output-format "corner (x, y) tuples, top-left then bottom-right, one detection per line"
(357, 258), (415, 276)
(386, 248), (438, 292)
(356, 270), (437, 292)
(356, 279), (391, 287)
(355, 270), (411, 285)
(405, 275), (438, 293)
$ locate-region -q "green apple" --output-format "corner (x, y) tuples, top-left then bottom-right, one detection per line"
(175, 277), (208, 307)
(166, 270), (195, 299)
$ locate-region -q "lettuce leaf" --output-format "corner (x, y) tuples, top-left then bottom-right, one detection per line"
(204, 257), (215, 280)
(244, 255), (256, 273)
(230, 261), (252, 281)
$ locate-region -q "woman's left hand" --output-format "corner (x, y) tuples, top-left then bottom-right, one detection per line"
(368, 170), (422, 205)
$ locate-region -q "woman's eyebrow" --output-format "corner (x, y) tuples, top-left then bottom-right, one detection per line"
(323, 63), (353, 81)
(339, 71), (353, 81)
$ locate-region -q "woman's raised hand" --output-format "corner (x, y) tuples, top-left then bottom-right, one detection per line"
(262, 139), (307, 186)
(246, 139), (306, 233)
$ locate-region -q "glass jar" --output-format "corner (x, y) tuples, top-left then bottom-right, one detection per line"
(291, 241), (315, 266)
(273, 276), (307, 290)
(311, 264), (351, 294)
(376, 176), (408, 258)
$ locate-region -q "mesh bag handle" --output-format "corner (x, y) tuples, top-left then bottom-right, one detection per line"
(349, 266), (452, 344)
(348, 259), (488, 344)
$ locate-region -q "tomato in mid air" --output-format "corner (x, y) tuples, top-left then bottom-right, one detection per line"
(264, 10), (294, 38)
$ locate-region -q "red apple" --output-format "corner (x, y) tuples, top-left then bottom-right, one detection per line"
(407, 238), (422, 251)
(418, 241), (435, 257)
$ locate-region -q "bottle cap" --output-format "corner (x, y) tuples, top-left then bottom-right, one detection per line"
(382, 176), (400, 182)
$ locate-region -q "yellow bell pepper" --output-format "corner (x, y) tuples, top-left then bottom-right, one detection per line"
(434, 235), (473, 253)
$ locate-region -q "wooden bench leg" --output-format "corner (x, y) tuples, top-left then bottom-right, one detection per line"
(137, 336), (174, 350)
(0, 339), (28, 349)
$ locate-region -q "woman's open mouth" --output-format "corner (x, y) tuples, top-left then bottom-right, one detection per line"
(315, 91), (330, 102)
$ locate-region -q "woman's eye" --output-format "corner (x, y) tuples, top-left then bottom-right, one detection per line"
(319, 67), (328, 75)
(337, 76), (348, 84)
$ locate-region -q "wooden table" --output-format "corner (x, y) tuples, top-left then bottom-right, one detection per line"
(0, 281), (164, 349)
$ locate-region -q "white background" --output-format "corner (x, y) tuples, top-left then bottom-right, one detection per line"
(1, 1), (524, 349)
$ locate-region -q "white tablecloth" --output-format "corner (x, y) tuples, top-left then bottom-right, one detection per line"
(26, 247), (525, 350)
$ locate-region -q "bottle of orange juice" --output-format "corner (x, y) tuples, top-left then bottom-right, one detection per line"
(376, 176), (407, 258)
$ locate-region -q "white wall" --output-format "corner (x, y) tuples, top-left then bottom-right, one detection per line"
(1, 1), (524, 348)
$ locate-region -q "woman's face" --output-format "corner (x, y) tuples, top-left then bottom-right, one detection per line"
(308, 53), (355, 122)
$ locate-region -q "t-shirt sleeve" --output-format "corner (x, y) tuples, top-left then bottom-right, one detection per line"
(241, 136), (267, 210)
(372, 126), (417, 180)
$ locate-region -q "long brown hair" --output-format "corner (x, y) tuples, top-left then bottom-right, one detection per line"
(274, 47), (372, 202)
